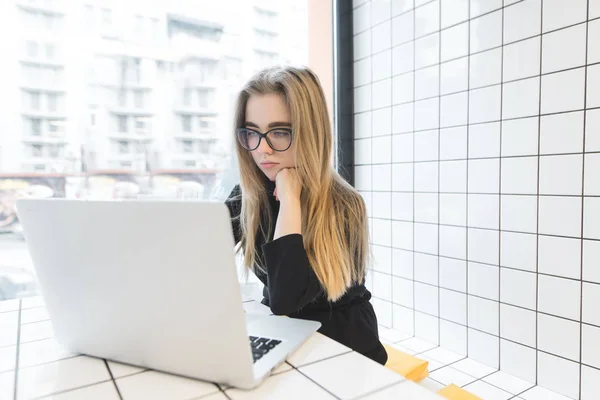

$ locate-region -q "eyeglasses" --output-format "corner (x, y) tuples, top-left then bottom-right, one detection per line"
(236, 127), (293, 152)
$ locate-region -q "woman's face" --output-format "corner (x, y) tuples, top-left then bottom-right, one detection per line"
(244, 93), (296, 182)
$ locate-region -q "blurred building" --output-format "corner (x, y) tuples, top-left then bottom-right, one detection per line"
(0, 0), (308, 174)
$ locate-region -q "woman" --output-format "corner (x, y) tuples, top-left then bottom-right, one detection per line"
(225, 66), (387, 365)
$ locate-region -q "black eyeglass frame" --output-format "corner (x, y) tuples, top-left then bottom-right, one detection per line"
(236, 127), (293, 152)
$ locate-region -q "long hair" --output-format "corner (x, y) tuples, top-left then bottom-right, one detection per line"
(233, 66), (369, 301)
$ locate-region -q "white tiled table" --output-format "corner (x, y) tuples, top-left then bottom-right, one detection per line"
(0, 296), (445, 400)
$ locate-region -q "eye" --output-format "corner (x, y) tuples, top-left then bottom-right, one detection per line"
(271, 130), (290, 137)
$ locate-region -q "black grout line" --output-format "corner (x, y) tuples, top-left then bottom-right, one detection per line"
(387, 0), (394, 332)
(579, 2), (590, 399)
(464, 0), (471, 359)
(354, 11), (600, 58)
(497, 2), (505, 372)
(535, 0), (544, 386)
(436, 0), (442, 348)
(356, 152), (600, 166)
(411, 0), (416, 338)
(351, 379), (406, 400)
(354, 59), (600, 92)
(370, 218), (600, 242)
(29, 380), (115, 400)
(13, 299), (22, 400)
(292, 362), (343, 400)
(289, 350), (355, 370)
(104, 359), (124, 400)
(353, 103), (600, 123)
(378, 260), (600, 291)
(372, 289), (600, 332)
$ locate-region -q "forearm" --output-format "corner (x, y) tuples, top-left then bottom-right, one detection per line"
(273, 198), (302, 240)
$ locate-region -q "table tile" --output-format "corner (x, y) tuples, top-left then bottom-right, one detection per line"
(107, 361), (145, 379)
(0, 299), (20, 313)
(226, 369), (336, 400)
(483, 370), (534, 395)
(360, 380), (444, 399)
(0, 371), (15, 399)
(0, 311), (18, 347)
(420, 347), (464, 365)
(399, 337), (438, 353)
(378, 327), (413, 343)
(0, 346), (17, 372)
(519, 386), (574, 400)
(203, 392), (229, 400)
(116, 370), (219, 400)
(299, 351), (404, 400)
(462, 380), (512, 400)
(16, 356), (110, 400)
(429, 366), (478, 387)
(272, 362), (293, 375)
(451, 358), (498, 379)
(419, 377), (446, 392)
(21, 296), (45, 310)
(21, 307), (50, 324)
(287, 332), (351, 367)
(39, 382), (119, 399)
(19, 338), (76, 368)
(20, 320), (54, 344)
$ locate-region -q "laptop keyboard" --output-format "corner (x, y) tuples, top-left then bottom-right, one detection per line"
(249, 336), (281, 363)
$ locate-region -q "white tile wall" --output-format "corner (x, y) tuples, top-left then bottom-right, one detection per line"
(352, 0), (598, 396)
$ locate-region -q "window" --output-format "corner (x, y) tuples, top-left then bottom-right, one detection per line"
(135, 15), (144, 35)
(29, 118), (41, 136)
(183, 88), (191, 106)
(182, 115), (192, 132)
(26, 41), (38, 58)
(45, 44), (55, 60)
(198, 90), (212, 108)
(117, 115), (128, 132)
(151, 18), (160, 39)
(118, 140), (129, 154)
(134, 117), (148, 133)
(30, 92), (40, 110)
(49, 145), (59, 158)
(199, 140), (210, 153)
(102, 8), (112, 26)
(32, 144), (42, 157)
(118, 90), (127, 107)
(133, 90), (144, 108)
(199, 118), (215, 130)
(47, 93), (58, 112)
(1, 0), (310, 301)
(84, 5), (94, 27)
(48, 120), (63, 135)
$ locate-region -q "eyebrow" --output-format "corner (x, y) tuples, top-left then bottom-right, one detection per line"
(245, 121), (292, 129)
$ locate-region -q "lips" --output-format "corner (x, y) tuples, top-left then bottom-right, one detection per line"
(260, 162), (279, 168)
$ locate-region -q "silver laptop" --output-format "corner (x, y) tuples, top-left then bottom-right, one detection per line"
(16, 198), (320, 389)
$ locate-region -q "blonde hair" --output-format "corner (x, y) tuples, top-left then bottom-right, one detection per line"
(233, 66), (369, 302)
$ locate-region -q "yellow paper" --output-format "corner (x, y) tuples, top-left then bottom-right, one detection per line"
(383, 344), (429, 382)
(437, 384), (483, 400)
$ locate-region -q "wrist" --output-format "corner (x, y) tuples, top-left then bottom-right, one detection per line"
(279, 196), (301, 209)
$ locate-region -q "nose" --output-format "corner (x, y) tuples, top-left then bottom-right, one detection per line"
(256, 137), (273, 155)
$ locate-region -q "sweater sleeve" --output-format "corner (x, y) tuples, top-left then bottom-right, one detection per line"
(224, 185), (242, 245)
(261, 233), (324, 315)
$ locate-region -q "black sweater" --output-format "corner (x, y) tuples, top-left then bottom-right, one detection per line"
(225, 180), (388, 365)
